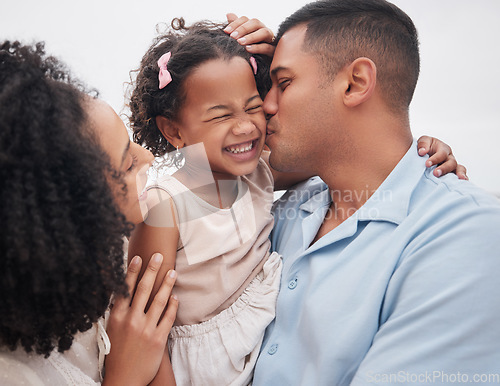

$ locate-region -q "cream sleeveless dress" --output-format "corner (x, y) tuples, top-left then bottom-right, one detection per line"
(149, 158), (282, 386)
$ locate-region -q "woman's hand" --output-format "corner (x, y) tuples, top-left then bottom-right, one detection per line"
(103, 254), (178, 386)
(417, 135), (468, 180)
(224, 13), (276, 56)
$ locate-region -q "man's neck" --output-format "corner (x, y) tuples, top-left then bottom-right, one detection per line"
(320, 131), (413, 224)
(310, 132), (412, 246)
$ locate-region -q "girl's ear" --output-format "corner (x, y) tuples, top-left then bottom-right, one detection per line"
(155, 116), (184, 148)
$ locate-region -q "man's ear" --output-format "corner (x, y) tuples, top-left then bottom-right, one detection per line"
(155, 116), (184, 148)
(343, 57), (377, 108)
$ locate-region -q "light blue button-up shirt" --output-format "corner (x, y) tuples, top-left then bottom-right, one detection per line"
(253, 142), (500, 385)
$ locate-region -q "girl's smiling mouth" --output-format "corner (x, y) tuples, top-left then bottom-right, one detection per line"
(224, 139), (258, 154)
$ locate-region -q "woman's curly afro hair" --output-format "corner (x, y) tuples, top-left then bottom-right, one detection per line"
(0, 41), (130, 357)
(128, 18), (272, 159)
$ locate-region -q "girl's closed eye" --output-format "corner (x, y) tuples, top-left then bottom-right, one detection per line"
(246, 104), (263, 114)
(212, 114), (231, 121)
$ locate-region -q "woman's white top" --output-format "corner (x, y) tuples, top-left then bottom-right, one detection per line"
(0, 318), (110, 385)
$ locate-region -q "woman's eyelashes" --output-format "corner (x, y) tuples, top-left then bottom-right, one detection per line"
(126, 153), (138, 172)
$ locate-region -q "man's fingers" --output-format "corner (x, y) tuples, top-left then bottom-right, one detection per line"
(235, 28), (275, 46)
(130, 253), (164, 312)
(224, 14), (276, 56)
(245, 43), (276, 57)
(225, 17), (274, 43)
(226, 12), (238, 24)
(224, 15), (249, 35)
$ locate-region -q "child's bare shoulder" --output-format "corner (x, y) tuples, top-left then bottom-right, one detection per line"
(144, 187), (177, 229)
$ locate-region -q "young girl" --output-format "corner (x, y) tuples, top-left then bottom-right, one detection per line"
(127, 18), (463, 386)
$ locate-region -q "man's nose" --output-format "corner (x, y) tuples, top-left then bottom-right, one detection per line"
(263, 86), (278, 118)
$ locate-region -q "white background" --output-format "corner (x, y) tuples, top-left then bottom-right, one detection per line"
(1, 0), (499, 196)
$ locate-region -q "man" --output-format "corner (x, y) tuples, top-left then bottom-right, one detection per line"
(242, 1), (500, 384)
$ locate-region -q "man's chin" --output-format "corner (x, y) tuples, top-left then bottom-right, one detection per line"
(268, 152), (286, 173)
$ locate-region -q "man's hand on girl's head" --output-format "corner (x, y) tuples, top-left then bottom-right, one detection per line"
(225, 13), (276, 57)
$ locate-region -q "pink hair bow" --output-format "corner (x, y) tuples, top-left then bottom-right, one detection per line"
(250, 57), (258, 75)
(158, 52), (172, 89)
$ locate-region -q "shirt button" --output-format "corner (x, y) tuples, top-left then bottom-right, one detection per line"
(268, 344), (278, 355)
(288, 278), (297, 289)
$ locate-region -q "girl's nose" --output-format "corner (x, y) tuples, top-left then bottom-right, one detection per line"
(232, 119), (255, 136)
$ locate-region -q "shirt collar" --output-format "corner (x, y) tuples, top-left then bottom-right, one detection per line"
(356, 140), (426, 224)
(298, 177), (330, 213)
(298, 140), (427, 225)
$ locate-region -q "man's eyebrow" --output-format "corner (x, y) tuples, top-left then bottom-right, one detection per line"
(120, 140), (130, 167)
(270, 66), (288, 78)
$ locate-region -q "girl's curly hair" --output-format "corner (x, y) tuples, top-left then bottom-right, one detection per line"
(0, 41), (130, 357)
(127, 18), (272, 159)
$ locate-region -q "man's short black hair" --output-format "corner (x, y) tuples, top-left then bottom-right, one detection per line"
(277, 0), (420, 113)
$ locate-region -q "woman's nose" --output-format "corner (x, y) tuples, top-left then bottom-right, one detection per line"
(139, 145), (154, 166)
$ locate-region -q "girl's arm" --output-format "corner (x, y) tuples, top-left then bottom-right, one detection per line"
(149, 351), (176, 386)
(127, 188), (180, 385)
(128, 188), (180, 310)
(103, 254), (178, 386)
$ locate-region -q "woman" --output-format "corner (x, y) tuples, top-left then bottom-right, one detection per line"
(0, 41), (177, 385)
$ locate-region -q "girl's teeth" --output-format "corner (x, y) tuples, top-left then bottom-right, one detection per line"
(227, 142), (253, 154)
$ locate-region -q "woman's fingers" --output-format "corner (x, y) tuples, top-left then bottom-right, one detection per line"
(147, 269), (178, 327)
(113, 255), (142, 311)
(130, 253), (164, 313)
(158, 294), (179, 334)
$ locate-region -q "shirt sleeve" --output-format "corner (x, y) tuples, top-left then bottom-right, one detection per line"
(351, 206), (500, 385)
